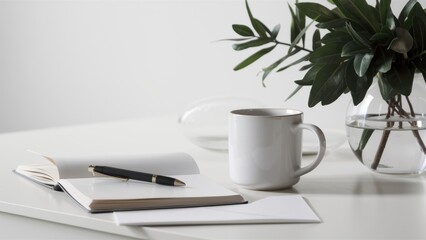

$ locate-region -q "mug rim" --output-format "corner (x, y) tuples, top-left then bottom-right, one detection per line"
(230, 108), (303, 117)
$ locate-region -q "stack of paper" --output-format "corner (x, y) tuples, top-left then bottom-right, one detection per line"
(114, 195), (320, 226)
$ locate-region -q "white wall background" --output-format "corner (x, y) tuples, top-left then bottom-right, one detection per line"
(0, 0), (415, 133)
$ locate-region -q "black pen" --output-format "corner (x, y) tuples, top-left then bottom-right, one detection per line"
(88, 165), (186, 187)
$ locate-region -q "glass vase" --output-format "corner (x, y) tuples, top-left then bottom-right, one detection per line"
(346, 74), (426, 174)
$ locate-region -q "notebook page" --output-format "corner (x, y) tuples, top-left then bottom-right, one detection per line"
(54, 152), (199, 179)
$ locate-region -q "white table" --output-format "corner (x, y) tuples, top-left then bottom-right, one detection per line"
(0, 116), (425, 239)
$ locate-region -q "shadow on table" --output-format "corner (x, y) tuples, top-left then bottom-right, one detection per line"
(281, 173), (426, 195)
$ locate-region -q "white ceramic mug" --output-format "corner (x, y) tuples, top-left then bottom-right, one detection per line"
(229, 108), (326, 190)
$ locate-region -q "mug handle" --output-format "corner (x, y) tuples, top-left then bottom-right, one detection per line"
(294, 123), (326, 178)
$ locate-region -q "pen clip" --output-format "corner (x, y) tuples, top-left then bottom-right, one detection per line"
(88, 165), (129, 182)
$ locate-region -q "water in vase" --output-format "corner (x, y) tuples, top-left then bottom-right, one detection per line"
(346, 121), (426, 174)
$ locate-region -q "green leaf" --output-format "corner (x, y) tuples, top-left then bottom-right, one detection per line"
(412, 16), (426, 55)
(296, 64), (322, 86)
(354, 52), (374, 77)
(261, 48), (301, 81)
(232, 38), (272, 51)
(377, 73), (398, 100)
(374, 49), (393, 73)
(276, 53), (311, 72)
(404, 3), (426, 30)
(320, 75), (348, 105)
(232, 24), (255, 37)
(400, 2), (425, 30)
(316, 19), (347, 29)
(290, 1), (307, 46)
(346, 23), (372, 49)
(285, 85), (304, 102)
(299, 64), (313, 71)
(333, 0), (380, 33)
(357, 129), (375, 152)
(295, 79), (312, 86)
(234, 45), (276, 71)
(310, 43), (344, 64)
(308, 63), (347, 107)
(345, 59), (372, 105)
(296, 2), (337, 23)
(296, 1), (306, 31)
(398, 0), (417, 23)
(381, 63), (415, 96)
(312, 29), (321, 51)
(351, 128), (374, 161)
(389, 28), (413, 54)
(379, 0), (395, 30)
(288, 19), (316, 54)
(245, 0), (267, 38)
(369, 32), (393, 45)
(271, 24), (280, 39)
(342, 41), (370, 57)
(289, 3), (300, 44)
(255, 18), (272, 37)
(321, 31), (352, 45)
(217, 38), (252, 42)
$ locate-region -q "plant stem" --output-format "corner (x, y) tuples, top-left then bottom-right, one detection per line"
(371, 130), (391, 170)
(273, 40), (313, 53)
(371, 95), (426, 170)
(371, 99), (394, 170)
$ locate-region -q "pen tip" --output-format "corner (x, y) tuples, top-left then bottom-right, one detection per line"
(174, 179), (186, 186)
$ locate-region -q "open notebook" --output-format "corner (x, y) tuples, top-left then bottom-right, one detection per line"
(14, 151), (245, 213)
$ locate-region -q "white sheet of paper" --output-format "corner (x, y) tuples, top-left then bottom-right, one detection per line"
(113, 195), (320, 226)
